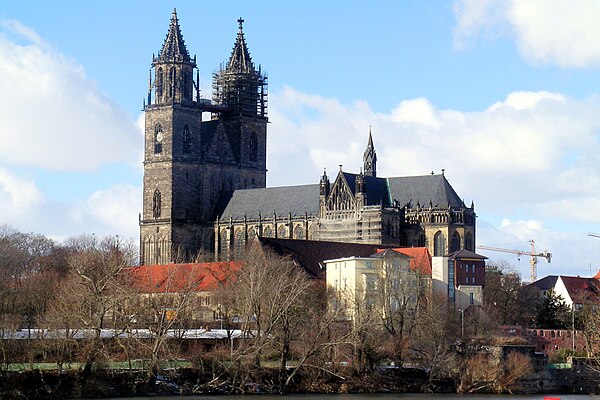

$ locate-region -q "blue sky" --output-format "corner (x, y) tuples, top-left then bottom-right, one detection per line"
(1, 0), (600, 279)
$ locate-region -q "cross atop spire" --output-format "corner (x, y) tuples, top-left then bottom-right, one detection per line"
(157, 8), (191, 63)
(227, 17), (254, 73)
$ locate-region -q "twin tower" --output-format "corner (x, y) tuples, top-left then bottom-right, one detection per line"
(140, 10), (267, 265)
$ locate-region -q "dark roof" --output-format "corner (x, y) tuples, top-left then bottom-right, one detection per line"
(218, 184), (320, 220)
(448, 249), (487, 260)
(530, 275), (559, 291)
(157, 9), (192, 63)
(341, 172), (390, 206)
(256, 237), (385, 278)
(387, 174), (465, 209)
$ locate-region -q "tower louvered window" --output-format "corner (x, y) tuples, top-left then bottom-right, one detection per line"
(153, 189), (162, 218)
(183, 125), (191, 154)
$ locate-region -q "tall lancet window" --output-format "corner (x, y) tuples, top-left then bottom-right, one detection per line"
(156, 67), (164, 99)
(169, 67), (176, 98)
(249, 132), (258, 162)
(153, 189), (162, 218)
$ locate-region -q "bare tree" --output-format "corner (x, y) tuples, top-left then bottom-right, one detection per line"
(48, 235), (137, 376)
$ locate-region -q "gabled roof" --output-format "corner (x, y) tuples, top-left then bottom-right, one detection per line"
(127, 261), (241, 294)
(157, 9), (192, 63)
(375, 247), (432, 275)
(530, 275), (559, 291)
(560, 276), (600, 303)
(226, 18), (255, 73)
(217, 184), (320, 220)
(447, 249), (487, 260)
(387, 174), (466, 209)
(340, 172), (391, 206)
(257, 238), (386, 279)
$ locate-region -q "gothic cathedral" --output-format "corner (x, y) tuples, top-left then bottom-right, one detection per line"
(140, 11), (267, 265)
(141, 11), (477, 265)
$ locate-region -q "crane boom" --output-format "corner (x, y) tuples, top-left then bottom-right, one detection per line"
(477, 240), (551, 283)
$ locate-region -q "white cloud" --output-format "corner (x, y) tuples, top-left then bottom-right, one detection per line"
(87, 184), (141, 239)
(0, 168), (45, 220)
(453, 0), (600, 67)
(268, 87), (600, 275)
(0, 20), (140, 171)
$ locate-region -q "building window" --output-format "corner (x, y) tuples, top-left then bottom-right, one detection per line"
(417, 232), (426, 247)
(294, 225), (304, 239)
(234, 229), (244, 260)
(152, 189), (161, 218)
(156, 67), (163, 99)
(262, 226), (273, 238)
(465, 232), (474, 251)
(434, 231), (445, 256)
(451, 232), (460, 252)
(219, 229), (228, 258)
(470, 292), (474, 305)
(249, 132), (258, 162)
(277, 225), (286, 238)
(248, 227), (256, 243)
(182, 125), (191, 154)
(169, 67), (176, 98)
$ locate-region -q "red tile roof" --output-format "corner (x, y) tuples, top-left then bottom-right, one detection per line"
(376, 247), (432, 275)
(126, 261), (242, 293)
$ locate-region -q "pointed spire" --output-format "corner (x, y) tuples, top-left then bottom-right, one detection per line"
(157, 9), (191, 63)
(363, 127), (377, 177)
(226, 17), (255, 73)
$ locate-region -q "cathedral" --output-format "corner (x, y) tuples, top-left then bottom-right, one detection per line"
(140, 10), (476, 266)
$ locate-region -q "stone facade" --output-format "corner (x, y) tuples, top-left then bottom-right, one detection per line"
(215, 135), (477, 261)
(140, 11), (267, 265)
(141, 11), (477, 264)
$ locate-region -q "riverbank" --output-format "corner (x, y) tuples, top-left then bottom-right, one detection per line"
(0, 365), (593, 399)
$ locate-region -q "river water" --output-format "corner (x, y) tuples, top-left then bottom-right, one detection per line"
(98, 394), (596, 400)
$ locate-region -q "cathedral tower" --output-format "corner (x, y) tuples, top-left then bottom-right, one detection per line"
(141, 12), (268, 265)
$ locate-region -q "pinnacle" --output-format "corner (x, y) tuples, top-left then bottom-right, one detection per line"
(157, 8), (191, 63)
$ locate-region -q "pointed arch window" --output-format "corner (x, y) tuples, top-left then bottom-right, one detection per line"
(154, 124), (163, 154)
(234, 229), (245, 260)
(294, 225), (304, 240)
(277, 225), (287, 239)
(169, 67), (176, 98)
(152, 189), (162, 218)
(451, 232), (461, 253)
(183, 70), (191, 100)
(182, 125), (191, 154)
(156, 67), (164, 99)
(465, 232), (474, 252)
(249, 132), (258, 162)
(417, 232), (426, 247)
(434, 231), (446, 256)
(262, 226), (273, 238)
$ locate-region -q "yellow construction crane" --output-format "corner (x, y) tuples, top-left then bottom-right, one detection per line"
(477, 240), (551, 283)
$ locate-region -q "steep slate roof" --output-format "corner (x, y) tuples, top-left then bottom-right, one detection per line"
(257, 237), (387, 278)
(127, 261), (241, 294)
(157, 9), (191, 62)
(218, 184), (320, 220)
(341, 172), (391, 206)
(227, 18), (255, 73)
(387, 174), (465, 209)
(530, 275), (559, 291)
